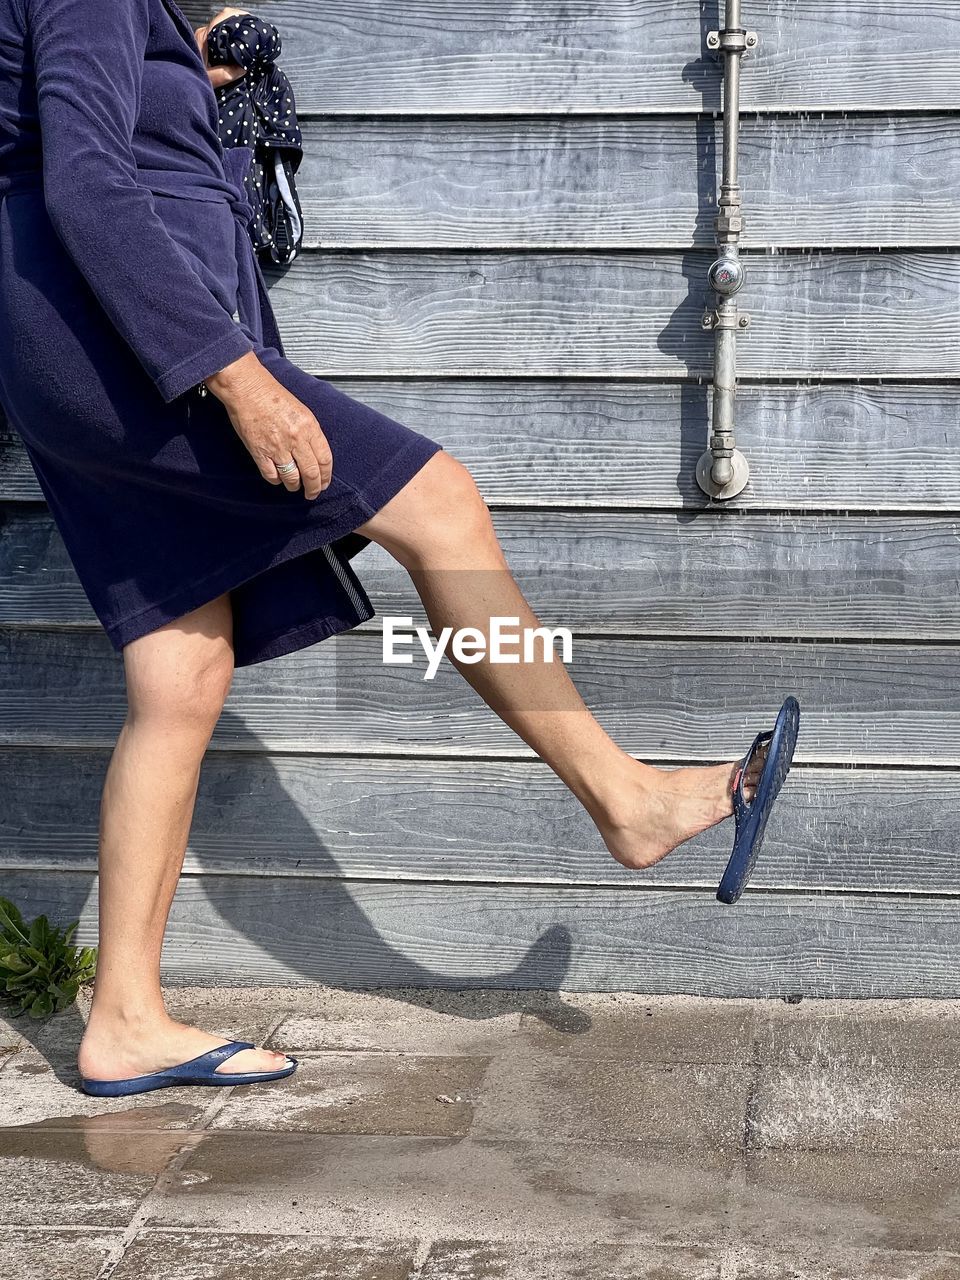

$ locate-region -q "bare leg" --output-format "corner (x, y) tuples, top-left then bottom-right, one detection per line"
(355, 450), (767, 869)
(77, 594), (291, 1082)
(77, 450), (763, 1078)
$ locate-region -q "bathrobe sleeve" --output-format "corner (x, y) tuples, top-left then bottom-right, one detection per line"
(26, 0), (255, 403)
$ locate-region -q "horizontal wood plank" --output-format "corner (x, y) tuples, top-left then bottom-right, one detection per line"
(260, 250), (960, 379)
(4, 382), (960, 512)
(1, 629), (958, 764)
(294, 115), (960, 249)
(181, 2), (960, 114)
(7, 869), (960, 997)
(1, 749), (956, 895)
(8, 1), (955, 1004)
(4, 508), (960, 638)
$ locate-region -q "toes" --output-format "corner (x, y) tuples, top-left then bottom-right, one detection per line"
(743, 748), (769, 784)
(215, 1047), (292, 1075)
(747, 752), (767, 778)
(741, 747), (770, 801)
(258, 1049), (291, 1069)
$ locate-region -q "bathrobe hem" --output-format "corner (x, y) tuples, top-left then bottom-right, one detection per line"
(103, 434), (443, 666)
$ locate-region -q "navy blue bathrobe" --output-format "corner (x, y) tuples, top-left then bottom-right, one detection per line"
(0, 0), (442, 664)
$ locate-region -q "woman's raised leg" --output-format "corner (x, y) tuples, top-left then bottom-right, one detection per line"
(355, 450), (767, 869)
(76, 592), (291, 1082)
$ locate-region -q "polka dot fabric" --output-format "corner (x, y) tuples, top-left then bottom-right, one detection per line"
(207, 12), (305, 265)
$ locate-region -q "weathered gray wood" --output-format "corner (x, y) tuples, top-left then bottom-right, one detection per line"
(261, 251), (960, 379)
(2, 748), (956, 895)
(4, 507), (960, 638)
(1, 628), (957, 764)
(180, 2), (960, 114)
(6, 1), (958, 1000)
(7, 868), (960, 997)
(0, 454), (34, 498)
(4, 382), (960, 511)
(292, 115), (960, 249)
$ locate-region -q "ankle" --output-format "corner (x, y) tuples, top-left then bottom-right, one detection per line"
(85, 993), (170, 1035)
(576, 752), (658, 827)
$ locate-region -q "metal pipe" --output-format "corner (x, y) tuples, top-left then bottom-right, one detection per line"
(696, 2), (757, 500)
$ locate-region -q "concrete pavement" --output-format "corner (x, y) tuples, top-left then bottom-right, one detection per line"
(2, 988), (959, 1279)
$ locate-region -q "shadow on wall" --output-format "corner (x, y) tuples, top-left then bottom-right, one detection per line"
(4, 700), (585, 1009)
(3, 696), (594, 1089)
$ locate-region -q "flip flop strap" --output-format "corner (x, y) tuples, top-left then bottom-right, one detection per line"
(733, 729), (773, 822)
(162, 1040), (256, 1078)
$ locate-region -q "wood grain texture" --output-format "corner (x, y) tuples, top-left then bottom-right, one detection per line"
(6, 1), (957, 998)
(1, 748), (956, 896)
(4, 382), (960, 512)
(180, 2), (960, 114)
(293, 115), (960, 249)
(1, 628), (958, 765)
(259, 250), (960, 379)
(7, 868), (960, 997)
(4, 507), (960, 638)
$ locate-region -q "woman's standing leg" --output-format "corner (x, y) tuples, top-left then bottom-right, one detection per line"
(354, 450), (767, 868)
(76, 592), (290, 1081)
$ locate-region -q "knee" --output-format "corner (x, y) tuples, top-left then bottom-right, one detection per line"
(409, 452), (494, 554)
(124, 634), (235, 736)
(359, 450), (497, 568)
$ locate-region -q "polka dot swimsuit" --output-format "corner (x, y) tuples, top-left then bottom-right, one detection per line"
(206, 13), (305, 265)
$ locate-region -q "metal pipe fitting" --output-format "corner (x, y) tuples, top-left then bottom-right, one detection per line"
(696, 1), (758, 500)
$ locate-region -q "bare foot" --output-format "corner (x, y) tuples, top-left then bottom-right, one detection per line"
(77, 1015), (292, 1082)
(595, 744), (769, 870)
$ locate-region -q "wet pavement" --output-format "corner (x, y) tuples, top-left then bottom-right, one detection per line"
(1, 987), (959, 1278)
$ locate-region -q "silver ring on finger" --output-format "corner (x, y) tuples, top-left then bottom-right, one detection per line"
(276, 459), (299, 475)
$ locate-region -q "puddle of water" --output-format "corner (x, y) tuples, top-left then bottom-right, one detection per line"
(0, 1103), (205, 1175)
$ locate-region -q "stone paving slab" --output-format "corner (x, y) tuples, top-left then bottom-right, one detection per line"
(419, 1239), (723, 1278)
(0, 1227), (122, 1280)
(4, 989), (960, 1275)
(0, 1126), (162, 1227)
(145, 1137), (960, 1256)
(145, 1134), (736, 1243)
(265, 990), (758, 1063)
(734, 1151), (960, 1255)
(730, 1247), (960, 1280)
(160, 987), (295, 1042)
(210, 1052), (490, 1136)
(749, 1064), (960, 1154)
(0, 1004), (89, 1059)
(112, 1229), (420, 1279)
(263, 987), (527, 1056)
(420, 1242), (960, 1280)
(470, 1055), (746, 1148)
(516, 992), (758, 1063)
(754, 999), (960, 1069)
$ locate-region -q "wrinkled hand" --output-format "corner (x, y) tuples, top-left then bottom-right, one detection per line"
(194, 7), (251, 89)
(205, 352), (332, 499)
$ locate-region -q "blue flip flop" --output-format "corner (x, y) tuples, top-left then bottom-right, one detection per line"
(716, 695), (801, 906)
(79, 1039), (299, 1097)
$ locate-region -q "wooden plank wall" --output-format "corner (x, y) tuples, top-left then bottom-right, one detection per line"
(3, 1), (960, 995)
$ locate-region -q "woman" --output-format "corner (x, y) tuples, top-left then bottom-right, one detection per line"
(0, 0), (770, 1094)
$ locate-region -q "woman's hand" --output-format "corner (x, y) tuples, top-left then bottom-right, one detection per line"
(204, 352), (333, 499)
(194, 7), (251, 89)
